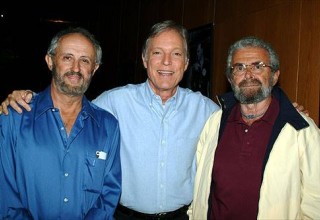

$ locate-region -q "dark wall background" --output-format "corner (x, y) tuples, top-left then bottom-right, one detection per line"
(1, 0), (319, 125)
(0, 0), (215, 102)
(0, 5), (104, 101)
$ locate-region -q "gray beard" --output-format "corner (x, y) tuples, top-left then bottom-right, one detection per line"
(52, 67), (91, 96)
(234, 86), (271, 104)
(231, 78), (273, 104)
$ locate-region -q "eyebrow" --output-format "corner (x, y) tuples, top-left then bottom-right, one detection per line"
(233, 61), (265, 65)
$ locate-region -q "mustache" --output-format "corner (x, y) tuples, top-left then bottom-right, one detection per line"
(65, 71), (83, 78)
(239, 78), (262, 87)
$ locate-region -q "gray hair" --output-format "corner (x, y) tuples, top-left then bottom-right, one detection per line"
(226, 36), (280, 79)
(142, 20), (190, 61)
(47, 27), (102, 65)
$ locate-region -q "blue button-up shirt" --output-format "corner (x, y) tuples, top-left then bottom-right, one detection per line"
(0, 86), (121, 220)
(93, 80), (219, 213)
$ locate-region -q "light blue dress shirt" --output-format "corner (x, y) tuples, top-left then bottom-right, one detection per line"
(0, 86), (121, 220)
(93, 80), (219, 213)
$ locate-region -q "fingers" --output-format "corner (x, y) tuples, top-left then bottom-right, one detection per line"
(21, 90), (33, 105)
(5, 93), (23, 114)
(292, 102), (298, 108)
(1, 97), (14, 115)
(13, 90), (32, 112)
(292, 102), (309, 117)
(0, 90), (32, 115)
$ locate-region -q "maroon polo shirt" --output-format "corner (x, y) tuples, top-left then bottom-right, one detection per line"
(209, 97), (279, 220)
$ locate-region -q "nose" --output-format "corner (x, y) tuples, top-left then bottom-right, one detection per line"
(162, 54), (172, 66)
(71, 60), (81, 72)
(244, 66), (255, 78)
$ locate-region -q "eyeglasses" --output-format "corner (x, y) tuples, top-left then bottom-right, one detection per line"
(231, 61), (273, 76)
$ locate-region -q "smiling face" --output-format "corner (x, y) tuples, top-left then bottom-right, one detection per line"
(142, 29), (189, 101)
(46, 33), (99, 96)
(229, 47), (280, 104)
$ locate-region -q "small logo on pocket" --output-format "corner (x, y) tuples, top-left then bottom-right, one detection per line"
(96, 151), (107, 160)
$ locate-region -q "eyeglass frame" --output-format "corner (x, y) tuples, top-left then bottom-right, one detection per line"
(230, 61), (274, 76)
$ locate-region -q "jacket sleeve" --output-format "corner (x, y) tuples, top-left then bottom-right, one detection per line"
(300, 117), (320, 219)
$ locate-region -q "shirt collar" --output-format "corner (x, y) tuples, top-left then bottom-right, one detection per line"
(34, 86), (99, 125)
(228, 97), (279, 125)
(218, 86), (309, 130)
(144, 80), (178, 107)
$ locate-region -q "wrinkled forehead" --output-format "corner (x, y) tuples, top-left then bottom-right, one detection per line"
(232, 47), (269, 63)
(57, 33), (96, 57)
(147, 29), (187, 57)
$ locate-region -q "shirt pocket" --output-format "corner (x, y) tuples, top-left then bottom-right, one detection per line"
(83, 152), (106, 193)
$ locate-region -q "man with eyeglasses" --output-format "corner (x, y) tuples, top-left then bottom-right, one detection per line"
(188, 36), (320, 219)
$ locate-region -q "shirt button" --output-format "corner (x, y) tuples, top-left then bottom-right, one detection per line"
(245, 129), (248, 133)
(64, 173), (69, 177)
(64, 197), (69, 203)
